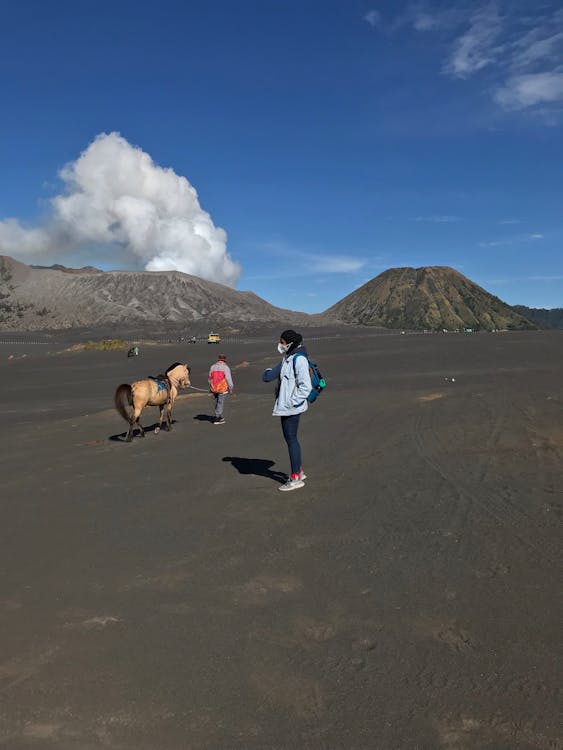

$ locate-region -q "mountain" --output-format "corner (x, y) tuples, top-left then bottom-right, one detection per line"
(325, 266), (535, 331)
(0, 256), (323, 332)
(31, 263), (103, 274)
(512, 305), (563, 330)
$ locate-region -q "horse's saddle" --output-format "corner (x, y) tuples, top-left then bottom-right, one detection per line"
(148, 375), (170, 394)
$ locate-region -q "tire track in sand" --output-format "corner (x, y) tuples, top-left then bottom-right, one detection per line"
(411, 390), (560, 563)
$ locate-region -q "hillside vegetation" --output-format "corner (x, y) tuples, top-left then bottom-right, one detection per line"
(326, 266), (535, 332)
(513, 305), (563, 330)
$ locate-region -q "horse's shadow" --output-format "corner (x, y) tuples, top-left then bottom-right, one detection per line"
(222, 457), (287, 484)
(109, 420), (177, 442)
(193, 414), (215, 423)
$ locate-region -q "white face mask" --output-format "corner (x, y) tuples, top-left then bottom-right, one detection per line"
(278, 342), (289, 354)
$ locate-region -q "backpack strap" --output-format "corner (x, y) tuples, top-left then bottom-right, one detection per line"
(292, 351), (307, 379)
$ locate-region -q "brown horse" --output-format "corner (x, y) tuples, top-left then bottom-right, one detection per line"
(114, 362), (191, 442)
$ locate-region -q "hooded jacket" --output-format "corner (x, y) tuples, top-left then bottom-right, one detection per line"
(208, 361), (234, 393)
(262, 343), (312, 416)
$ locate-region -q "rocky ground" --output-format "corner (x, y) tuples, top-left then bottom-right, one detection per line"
(0, 329), (561, 749)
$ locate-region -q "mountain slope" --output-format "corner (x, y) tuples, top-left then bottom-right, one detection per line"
(0, 256), (322, 331)
(325, 266), (535, 331)
(512, 305), (563, 330)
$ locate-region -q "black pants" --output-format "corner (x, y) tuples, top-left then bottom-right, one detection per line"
(281, 414), (301, 475)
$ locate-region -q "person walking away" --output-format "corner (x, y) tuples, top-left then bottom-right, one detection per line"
(209, 354), (233, 425)
(262, 330), (312, 491)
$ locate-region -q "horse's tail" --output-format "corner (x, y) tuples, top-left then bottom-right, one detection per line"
(114, 384), (133, 422)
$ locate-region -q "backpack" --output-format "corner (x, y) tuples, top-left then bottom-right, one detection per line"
(209, 369), (228, 394)
(293, 352), (326, 403)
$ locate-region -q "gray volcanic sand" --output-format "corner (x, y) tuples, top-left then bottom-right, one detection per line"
(0, 331), (561, 750)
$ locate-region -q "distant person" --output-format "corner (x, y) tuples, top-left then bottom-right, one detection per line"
(208, 354), (233, 425)
(262, 329), (312, 492)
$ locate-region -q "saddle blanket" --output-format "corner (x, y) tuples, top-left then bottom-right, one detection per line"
(148, 376), (169, 393)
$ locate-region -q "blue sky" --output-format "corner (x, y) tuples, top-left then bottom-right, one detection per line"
(0, 0), (562, 312)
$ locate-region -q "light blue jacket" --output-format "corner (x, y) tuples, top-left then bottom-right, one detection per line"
(263, 348), (312, 416)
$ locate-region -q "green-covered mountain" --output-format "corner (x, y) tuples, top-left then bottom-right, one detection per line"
(325, 266), (535, 331)
(512, 305), (563, 330)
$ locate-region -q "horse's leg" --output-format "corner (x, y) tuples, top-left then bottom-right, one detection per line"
(166, 395), (174, 431)
(125, 414), (137, 442)
(125, 419), (134, 442)
(126, 403), (145, 441)
(154, 404), (165, 435)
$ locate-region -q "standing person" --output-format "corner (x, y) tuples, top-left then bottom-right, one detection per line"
(208, 354), (233, 425)
(262, 330), (312, 492)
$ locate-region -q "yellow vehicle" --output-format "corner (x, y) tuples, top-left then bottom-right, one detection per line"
(207, 332), (221, 344)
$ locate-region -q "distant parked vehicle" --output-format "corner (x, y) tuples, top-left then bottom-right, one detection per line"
(207, 332), (221, 344)
(127, 346), (140, 357)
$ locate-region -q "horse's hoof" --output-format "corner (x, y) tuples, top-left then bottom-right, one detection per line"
(125, 436), (132, 443)
(154, 427), (160, 434)
(139, 432), (145, 438)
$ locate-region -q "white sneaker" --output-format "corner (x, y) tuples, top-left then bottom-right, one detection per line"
(278, 478), (305, 492)
(300, 471), (307, 481)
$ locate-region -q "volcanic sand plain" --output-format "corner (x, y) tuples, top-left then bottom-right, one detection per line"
(0, 330), (561, 750)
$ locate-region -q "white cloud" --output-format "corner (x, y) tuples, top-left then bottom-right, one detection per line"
(479, 240), (505, 248)
(251, 241), (366, 277)
(413, 215), (462, 223)
(482, 274), (563, 286)
(444, 4), (503, 79)
(482, 276), (512, 284)
(494, 72), (563, 109)
(364, 9), (382, 29)
(395, 3), (467, 34)
(0, 132), (240, 286)
(478, 231), (545, 248)
(412, 12), (438, 32)
(308, 255), (366, 273)
(399, 3), (563, 116)
(511, 30), (563, 70)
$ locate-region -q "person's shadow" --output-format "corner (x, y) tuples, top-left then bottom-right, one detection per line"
(222, 457), (287, 484)
(193, 414), (215, 423)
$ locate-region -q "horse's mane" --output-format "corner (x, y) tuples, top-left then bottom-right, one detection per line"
(166, 362), (184, 373)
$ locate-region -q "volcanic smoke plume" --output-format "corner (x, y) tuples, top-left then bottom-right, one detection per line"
(0, 132), (240, 286)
